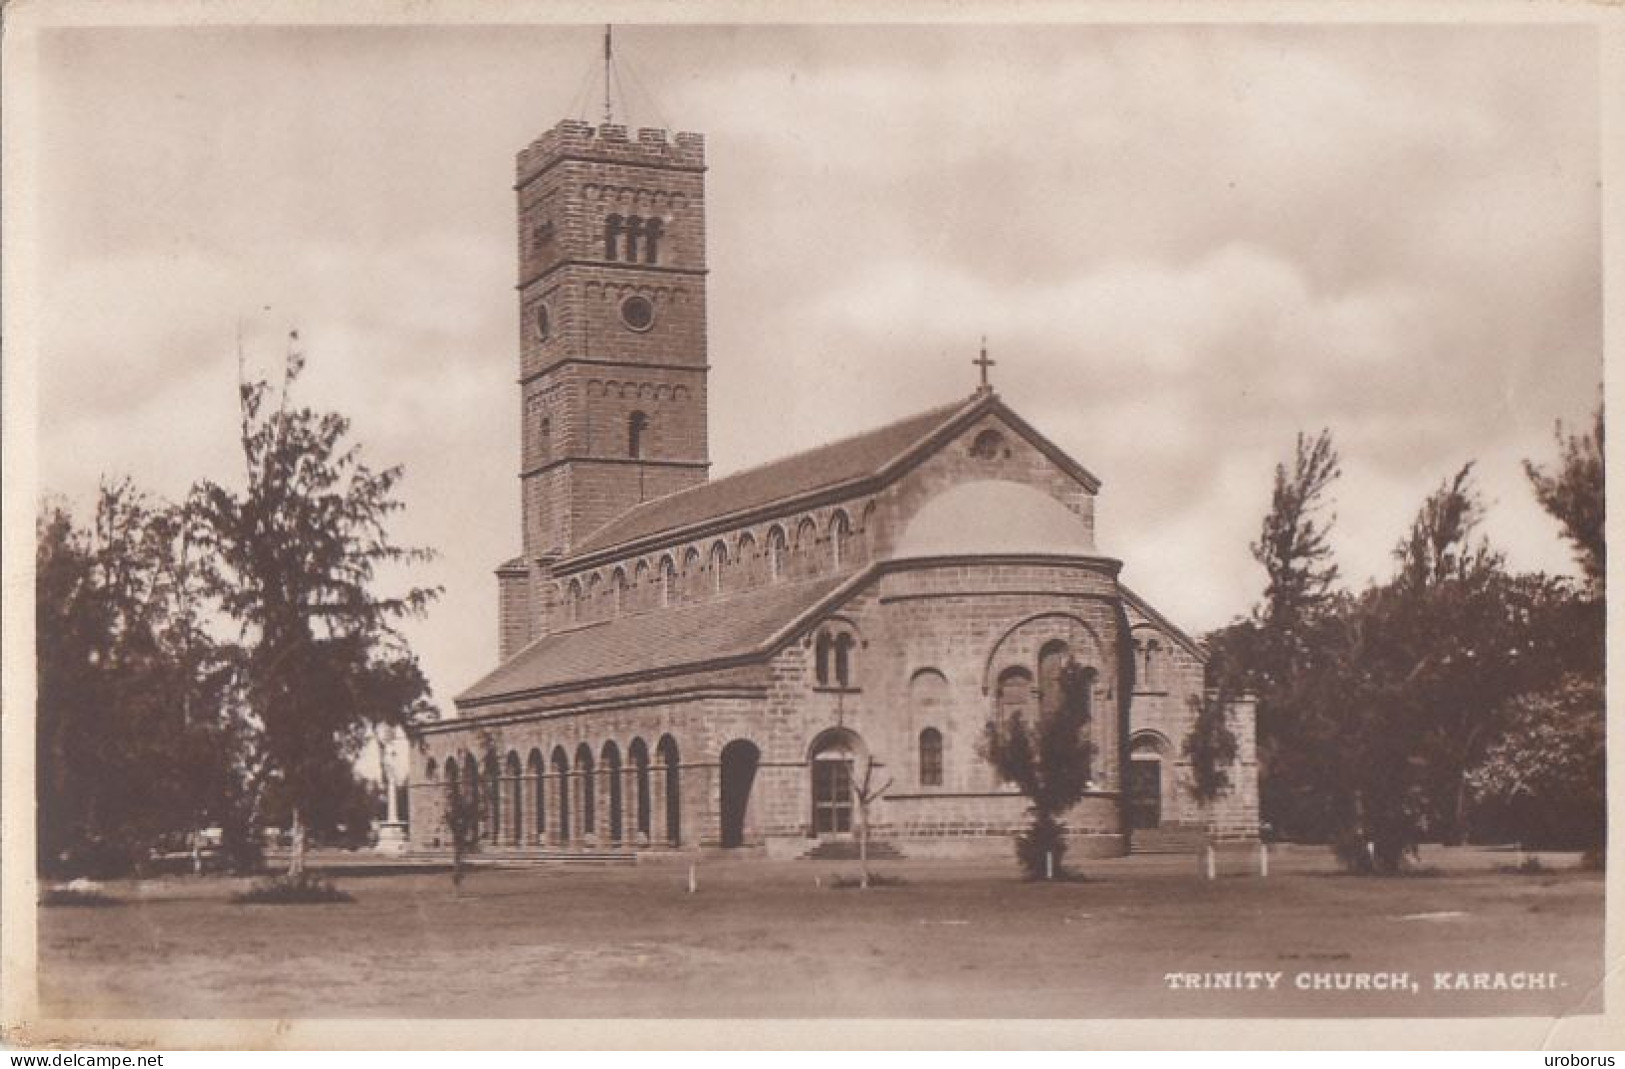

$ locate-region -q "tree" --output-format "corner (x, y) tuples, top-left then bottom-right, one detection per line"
(36, 482), (239, 877)
(191, 335), (439, 878)
(1182, 690), (1240, 807)
(1468, 674), (1604, 854)
(1524, 404), (1604, 594)
(1252, 429), (1342, 639)
(849, 756), (892, 890)
(981, 660), (1095, 879)
(1233, 429), (1344, 840)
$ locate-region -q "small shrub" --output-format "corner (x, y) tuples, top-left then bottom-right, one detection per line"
(1507, 856), (1546, 875)
(232, 871), (354, 905)
(833, 872), (907, 889)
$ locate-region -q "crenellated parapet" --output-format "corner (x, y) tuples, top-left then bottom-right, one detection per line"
(517, 119), (706, 185)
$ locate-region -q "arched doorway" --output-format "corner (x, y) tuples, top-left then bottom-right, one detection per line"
(1127, 733), (1166, 830)
(808, 728), (864, 837)
(719, 739), (760, 848)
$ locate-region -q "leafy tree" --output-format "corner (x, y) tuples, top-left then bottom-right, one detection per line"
(981, 660), (1094, 879)
(1253, 429), (1342, 639)
(36, 483), (238, 877)
(1524, 404), (1604, 594)
(1182, 690), (1240, 806)
(1468, 674), (1604, 853)
(191, 336), (439, 877)
(1232, 429), (1344, 839)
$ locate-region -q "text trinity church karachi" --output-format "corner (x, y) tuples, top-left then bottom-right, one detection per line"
(406, 104), (1261, 861)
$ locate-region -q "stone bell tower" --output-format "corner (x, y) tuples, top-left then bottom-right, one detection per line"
(497, 117), (712, 658)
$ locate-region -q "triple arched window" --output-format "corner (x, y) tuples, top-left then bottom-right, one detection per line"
(604, 214), (664, 264)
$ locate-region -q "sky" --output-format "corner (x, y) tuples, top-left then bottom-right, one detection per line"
(31, 19), (1604, 720)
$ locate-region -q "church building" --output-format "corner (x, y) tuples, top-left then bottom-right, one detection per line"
(406, 113), (1259, 860)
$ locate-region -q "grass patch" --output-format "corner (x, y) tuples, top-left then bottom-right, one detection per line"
(232, 872), (355, 905)
(40, 887), (121, 908)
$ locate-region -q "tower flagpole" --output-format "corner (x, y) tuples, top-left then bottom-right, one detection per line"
(603, 25), (614, 124)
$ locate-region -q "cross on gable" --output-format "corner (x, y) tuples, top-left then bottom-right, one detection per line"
(974, 336), (996, 392)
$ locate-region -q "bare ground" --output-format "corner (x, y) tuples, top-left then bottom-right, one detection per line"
(35, 845), (1604, 1019)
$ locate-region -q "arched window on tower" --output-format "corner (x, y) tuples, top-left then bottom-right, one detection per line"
(919, 728), (943, 787)
(815, 632), (833, 686)
(628, 411), (648, 459)
(604, 214), (624, 261)
(622, 216), (645, 262)
(642, 218), (663, 264)
(538, 415), (552, 463)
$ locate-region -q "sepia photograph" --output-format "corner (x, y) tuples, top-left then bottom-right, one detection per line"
(2, 2), (1616, 1050)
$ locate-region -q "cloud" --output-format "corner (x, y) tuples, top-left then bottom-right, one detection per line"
(30, 22), (1602, 702)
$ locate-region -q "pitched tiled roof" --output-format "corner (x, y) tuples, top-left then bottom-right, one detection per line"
(457, 574), (850, 706)
(564, 393), (986, 560)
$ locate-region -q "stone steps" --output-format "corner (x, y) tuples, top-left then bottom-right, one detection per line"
(405, 848), (638, 866)
(799, 840), (904, 861)
(1128, 828), (1209, 855)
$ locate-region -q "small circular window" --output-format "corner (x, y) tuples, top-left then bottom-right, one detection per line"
(620, 294), (655, 332)
(533, 302), (551, 341)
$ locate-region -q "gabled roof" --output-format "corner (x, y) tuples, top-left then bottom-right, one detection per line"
(457, 574), (850, 707)
(560, 390), (1101, 567)
(565, 395), (978, 560)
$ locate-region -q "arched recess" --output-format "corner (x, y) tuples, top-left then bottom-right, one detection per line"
(828, 510), (853, 570)
(551, 746), (571, 844)
(766, 526), (788, 583)
(1127, 731), (1171, 831)
(659, 555), (678, 608)
(794, 517), (819, 578)
(526, 749), (545, 845)
(807, 727), (866, 837)
(505, 750), (524, 845)
(482, 752), (502, 844)
(656, 734), (681, 846)
(601, 741), (624, 845)
(735, 531), (758, 587)
(628, 737), (652, 844)
(461, 753), (479, 838)
(683, 547), (702, 601)
(575, 743), (597, 840)
(980, 612), (1107, 695)
(719, 739), (761, 848)
(909, 669), (950, 787)
(709, 540), (728, 596)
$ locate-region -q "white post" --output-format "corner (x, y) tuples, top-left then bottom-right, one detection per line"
(687, 862), (697, 894)
(1258, 840), (1268, 878)
(1045, 850), (1054, 881)
(1204, 843), (1216, 881)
